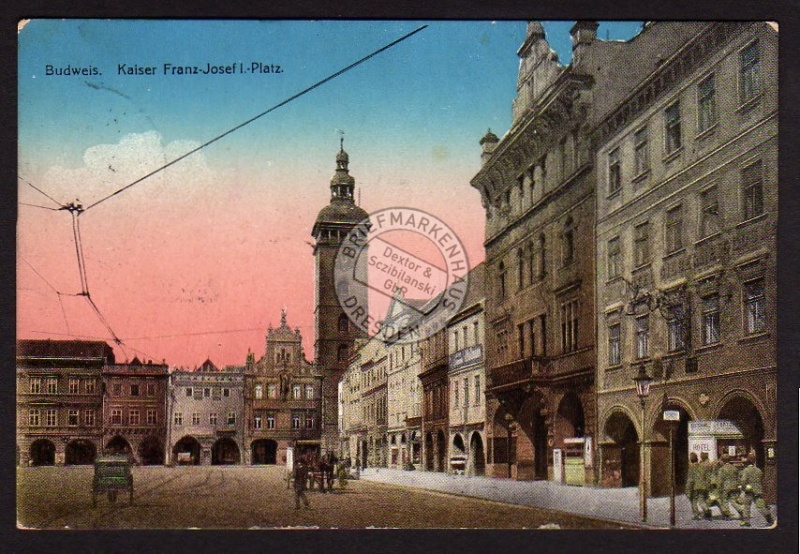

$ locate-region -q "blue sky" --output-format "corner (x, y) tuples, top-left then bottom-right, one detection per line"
(18, 20), (643, 366)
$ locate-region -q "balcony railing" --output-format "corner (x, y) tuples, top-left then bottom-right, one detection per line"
(487, 356), (549, 389)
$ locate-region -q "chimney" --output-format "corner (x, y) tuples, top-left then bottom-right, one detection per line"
(570, 20), (599, 67)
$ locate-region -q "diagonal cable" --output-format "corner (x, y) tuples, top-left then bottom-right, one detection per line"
(82, 25), (428, 212)
(18, 175), (64, 207)
(20, 202), (61, 211)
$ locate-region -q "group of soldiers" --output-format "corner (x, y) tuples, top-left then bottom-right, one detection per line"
(685, 450), (774, 527)
(291, 452), (340, 510)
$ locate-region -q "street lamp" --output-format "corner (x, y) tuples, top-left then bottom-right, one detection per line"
(632, 364), (653, 522)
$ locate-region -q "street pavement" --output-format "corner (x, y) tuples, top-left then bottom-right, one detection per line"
(358, 467), (778, 530)
(16, 465), (633, 530)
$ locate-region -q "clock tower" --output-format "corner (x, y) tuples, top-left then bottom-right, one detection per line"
(312, 141), (369, 454)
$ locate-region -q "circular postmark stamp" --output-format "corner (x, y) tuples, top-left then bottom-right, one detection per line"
(334, 207), (470, 344)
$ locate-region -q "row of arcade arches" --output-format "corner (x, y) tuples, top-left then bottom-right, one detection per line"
(27, 435), (165, 466)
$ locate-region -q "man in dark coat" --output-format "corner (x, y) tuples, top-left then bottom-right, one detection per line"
(293, 458), (312, 510)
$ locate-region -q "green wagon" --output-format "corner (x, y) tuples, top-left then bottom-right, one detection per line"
(92, 455), (133, 507)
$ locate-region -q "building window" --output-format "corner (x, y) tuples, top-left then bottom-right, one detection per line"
(209, 412), (218, 425)
(254, 414), (262, 430)
(454, 330), (460, 352)
(191, 412), (200, 425)
(702, 295), (720, 345)
(742, 160), (764, 221)
(608, 323), (621, 366)
(147, 382), (155, 396)
(254, 385), (263, 399)
(111, 383), (121, 396)
(28, 408), (40, 427)
(212, 388), (221, 400)
(338, 344), (349, 362)
(474, 320), (480, 345)
(46, 378), (58, 395)
(744, 279), (766, 334)
(129, 410), (140, 425)
(267, 383), (277, 399)
(130, 384), (140, 397)
(607, 237), (621, 280)
(338, 313), (349, 333)
(292, 384), (302, 400)
(185, 387), (193, 397)
(634, 127), (649, 176)
(227, 412), (236, 425)
(560, 299), (579, 354)
(146, 409), (157, 425)
(69, 378), (80, 394)
(697, 74), (717, 132)
(667, 305), (685, 352)
(111, 409), (122, 425)
(517, 248), (525, 289)
(46, 408), (57, 427)
(634, 222), (650, 268)
(306, 413), (315, 429)
(474, 376), (481, 405)
(266, 412), (276, 429)
(740, 41), (761, 104)
(204, 388), (211, 398)
(498, 261), (507, 299)
(665, 101), (682, 154)
(223, 388), (230, 397)
(305, 384), (314, 400)
(665, 205), (683, 254)
(463, 378), (470, 408)
(537, 234), (547, 278)
(292, 413), (301, 429)
(700, 186), (720, 238)
(174, 412), (183, 425)
(517, 323), (525, 358)
(85, 379), (96, 394)
(636, 315), (649, 359)
(562, 218), (575, 266)
(453, 382), (459, 408)
(67, 409), (79, 426)
(85, 409), (95, 426)
(193, 388), (202, 400)
(608, 148), (621, 195)
(30, 377), (42, 394)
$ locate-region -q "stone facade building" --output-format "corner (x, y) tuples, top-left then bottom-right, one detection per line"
(244, 309), (321, 465)
(312, 143), (370, 454)
(470, 21), (707, 484)
(16, 339), (113, 466)
(167, 360), (245, 465)
(594, 22), (778, 501)
(102, 357), (169, 465)
(446, 263), (487, 476)
(419, 324), (449, 473)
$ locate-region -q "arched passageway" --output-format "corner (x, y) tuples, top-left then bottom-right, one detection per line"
(211, 437), (241, 465)
(603, 411), (639, 488)
(251, 439), (278, 465)
(65, 439), (96, 465)
(173, 436), (201, 465)
(470, 432), (486, 476)
(30, 439), (56, 466)
(138, 436), (165, 465)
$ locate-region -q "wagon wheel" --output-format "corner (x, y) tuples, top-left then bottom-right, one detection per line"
(108, 490), (118, 503)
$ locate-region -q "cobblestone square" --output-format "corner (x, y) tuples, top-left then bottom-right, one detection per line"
(17, 466), (632, 530)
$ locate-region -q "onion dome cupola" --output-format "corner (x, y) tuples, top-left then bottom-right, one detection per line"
(312, 138), (370, 237)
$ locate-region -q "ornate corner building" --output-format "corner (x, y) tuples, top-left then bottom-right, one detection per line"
(244, 309), (322, 464)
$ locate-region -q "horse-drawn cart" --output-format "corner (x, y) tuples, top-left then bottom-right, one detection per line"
(92, 455), (134, 507)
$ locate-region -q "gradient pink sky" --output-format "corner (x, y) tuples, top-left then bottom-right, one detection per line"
(17, 20), (642, 368)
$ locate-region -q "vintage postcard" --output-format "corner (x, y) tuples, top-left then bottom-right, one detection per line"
(16, 19), (780, 534)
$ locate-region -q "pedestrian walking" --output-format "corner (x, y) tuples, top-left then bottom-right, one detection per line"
(686, 452), (700, 520)
(715, 454), (741, 519)
(325, 453), (337, 492)
(696, 452), (713, 519)
(731, 452), (774, 527)
(293, 458), (312, 510)
(706, 456), (724, 517)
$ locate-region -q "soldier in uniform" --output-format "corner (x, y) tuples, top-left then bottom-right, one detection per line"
(695, 452), (713, 519)
(685, 452), (700, 519)
(706, 455), (724, 517)
(716, 454), (742, 519)
(732, 452), (774, 527)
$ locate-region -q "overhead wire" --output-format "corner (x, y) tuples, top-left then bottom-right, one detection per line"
(19, 25), (430, 361)
(82, 25), (428, 213)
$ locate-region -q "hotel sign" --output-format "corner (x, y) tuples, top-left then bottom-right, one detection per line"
(449, 345), (483, 370)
